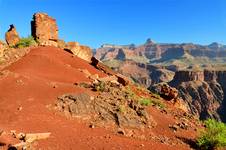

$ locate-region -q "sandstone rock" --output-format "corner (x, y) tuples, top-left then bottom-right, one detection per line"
(151, 83), (178, 101)
(116, 73), (130, 86)
(31, 12), (58, 46)
(57, 39), (66, 49)
(91, 57), (130, 86)
(5, 25), (20, 46)
(9, 131), (51, 150)
(65, 42), (92, 61)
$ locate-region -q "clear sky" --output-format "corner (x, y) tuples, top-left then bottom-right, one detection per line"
(0, 0), (226, 48)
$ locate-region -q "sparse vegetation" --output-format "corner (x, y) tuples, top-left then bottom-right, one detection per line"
(14, 36), (37, 48)
(152, 100), (165, 109)
(139, 98), (152, 106)
(139, 97), (165, 109)
(118, 105), (126, 113)
(197, 119), (226, 150)
(93, 81), (106, 92)
(125, 86), (136, 99)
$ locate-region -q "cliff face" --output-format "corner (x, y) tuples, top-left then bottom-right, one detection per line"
(169, 70), (226, 121)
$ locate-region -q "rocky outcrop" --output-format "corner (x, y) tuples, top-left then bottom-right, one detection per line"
(31, 12), (58, 46)
(65, 42), (92, 62)
(30, 12), (93, 61)
(5, 25), (20, 47)
(56, 81), (155, 129)
(91, 57), (130, 86)
(169, 69), (226, 122)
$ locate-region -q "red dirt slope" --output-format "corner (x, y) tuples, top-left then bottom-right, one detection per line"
(0, 46), (197, 150)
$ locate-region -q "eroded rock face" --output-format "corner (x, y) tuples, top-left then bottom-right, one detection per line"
(5, 25), (20, 47)
(172, 71), (204, 85)
(169, 70), (226, 121)
(65, 42), (92, 61)
(31, 13), (58, 46)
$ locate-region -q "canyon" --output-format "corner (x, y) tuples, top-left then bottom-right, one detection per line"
(0, 12), (203, 150)
(95, 40), (226, 122)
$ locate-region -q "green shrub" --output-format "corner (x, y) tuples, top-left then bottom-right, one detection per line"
(139, 98), (152, 106)
(152, 100), (165, 109)
(125, 86), (136, 99)
(197, 119), (226, 150)
(94, 81), (106, 92)
(118, 105), (126, 113)
(139, 98), (165, 109)
(15, 36), (36, 48)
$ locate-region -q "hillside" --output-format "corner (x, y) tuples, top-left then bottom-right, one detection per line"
(0, 46), (201, 150)
(0, 13), (203, 150)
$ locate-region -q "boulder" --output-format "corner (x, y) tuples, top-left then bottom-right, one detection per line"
(31, 12), (58, 46)
(65, 42), (92, 61)
(5, 24), (20, 46)
(91, 57), (130, 86)
(150, 83), (178, 101)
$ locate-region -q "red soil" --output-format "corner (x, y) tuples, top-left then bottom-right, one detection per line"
(0, 47), (196, 149)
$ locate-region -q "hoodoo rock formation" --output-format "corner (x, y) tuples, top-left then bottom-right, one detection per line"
(30, 12), (92, 61)
(31, 12), (58, 46)
(5, 24), (20, 46)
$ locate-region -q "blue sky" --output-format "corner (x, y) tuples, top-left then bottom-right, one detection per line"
(0, 0), (226, 48)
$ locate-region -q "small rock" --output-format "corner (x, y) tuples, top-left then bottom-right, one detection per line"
(117, 128), (125, 135)
(89, 124), (95, 129)
(169, 124), (179, 132)
(17, 106), (22, 111)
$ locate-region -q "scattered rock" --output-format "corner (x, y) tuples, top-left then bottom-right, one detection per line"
(9, 131), (51, 150)
(89, 124), (95, 129)
(117, 128), (126, 135)
(169, 124), (179, 132)
(5, 25), (20, 47)
(17, 106), (22, 111)
(56, 81), (156, 130)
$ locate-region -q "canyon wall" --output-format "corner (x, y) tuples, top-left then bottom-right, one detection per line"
(169, 70), (226, 121)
